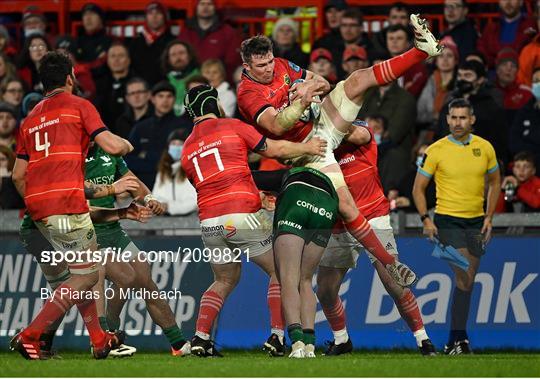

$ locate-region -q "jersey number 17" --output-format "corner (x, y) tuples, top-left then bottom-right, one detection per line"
(191, 147), (224, 182)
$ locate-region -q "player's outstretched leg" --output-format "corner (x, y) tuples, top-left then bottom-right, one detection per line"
(316, 267), (353, 356)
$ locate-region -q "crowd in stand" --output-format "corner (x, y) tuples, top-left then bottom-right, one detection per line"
(0, 0), (539, 215)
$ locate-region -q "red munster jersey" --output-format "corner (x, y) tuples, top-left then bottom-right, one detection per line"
(237, 57), (313, 142)
(181, 117), (266, 220)
(16, 91), (107, 220)
(334, 125), (389, 222)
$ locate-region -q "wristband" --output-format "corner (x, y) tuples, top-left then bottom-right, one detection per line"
(420, 214), (430, 222)
(144, 194), (157, 205)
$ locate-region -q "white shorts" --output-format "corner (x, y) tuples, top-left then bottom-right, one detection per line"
(288, 80), (362, 170)
(319, 215), (398, 269)
(200, 209), (273, 264)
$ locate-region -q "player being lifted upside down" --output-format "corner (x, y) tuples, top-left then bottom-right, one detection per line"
(237, 14), (443, 287)
(181, 85), (327, 357)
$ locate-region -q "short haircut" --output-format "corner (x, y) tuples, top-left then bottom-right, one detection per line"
(386, 24), (412, 40)
(513, 151), (536, 167)
(459, 60), (486, 78)
(185, 75), (210, 89)
(201, 59), (226, 79)
(341, 8), (364, 25)
(240, 35), (273, 64)
(389, 2), (409, 14)
(108, 40), (130, 56)
(448, 98), (474, 115)
(126, 76), (149, 91)
(38, 51), (73, 93)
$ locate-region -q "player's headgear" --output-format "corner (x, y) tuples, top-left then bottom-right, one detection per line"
(184, 85), (220, 119)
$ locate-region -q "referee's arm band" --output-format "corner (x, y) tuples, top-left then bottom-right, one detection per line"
(417, 167), (433, 178)
(487, 164), (499, 174)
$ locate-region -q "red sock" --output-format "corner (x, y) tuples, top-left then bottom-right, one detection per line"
(267, 283), (284, 331)
(22, 284), (76, 340)
(322, 298), (346, 331)
(345, 213), (395, 265)
(373, 48), (428, 85)
(396, 289), (424, 332)
(196, 290), (224, 335)
(76, 299), (106, 346)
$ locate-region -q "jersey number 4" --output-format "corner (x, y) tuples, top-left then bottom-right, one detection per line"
(35, 131), (51, 157)
(192, 148), (224, 182)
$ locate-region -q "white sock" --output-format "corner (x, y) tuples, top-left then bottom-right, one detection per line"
(413, 328), (429, 347)
(195, 331), (210, 340)
(333, 328), (349, 345)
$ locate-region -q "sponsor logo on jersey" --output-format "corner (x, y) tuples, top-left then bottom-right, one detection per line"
(28, 117), (60, 134)
(201, 225), (225, 237)
(85, 156), (95, 163)
(288, 61), (301, 72)
(284, 74), (291, 85)
(385, 241), (395, 251)
(473, 148), (481, 157)
(100, 155), (113, 167)
(296, 200), (334, 220)
(277, 219), (302, 230)
(62, 240), (77, 249)
(86, 229), (94, 240)
(224, 224), (236, 238)
(338, 155), (356, 166)
(260, 235), (272, 247)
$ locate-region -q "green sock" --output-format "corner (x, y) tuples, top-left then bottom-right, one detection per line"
(287, 324), (304, 344)
(303, 328), (315, 345)
(164, 325), (186, 349)
(99, 316), (109, 331)
(107, 317), (120, 331)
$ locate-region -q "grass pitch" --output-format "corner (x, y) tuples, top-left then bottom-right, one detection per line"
(1, 350), (539, 377)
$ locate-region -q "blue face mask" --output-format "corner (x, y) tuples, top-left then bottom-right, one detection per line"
(374, 133), (382, 145)
(532, 82), (540, 101)
(168, 145), (183, 161)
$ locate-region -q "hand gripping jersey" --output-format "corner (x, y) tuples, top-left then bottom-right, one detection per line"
(237, 58), (312, 142)
(16, 91), (107, 220)
(333, 125), (389, 221)
(181, 117), (266, 220)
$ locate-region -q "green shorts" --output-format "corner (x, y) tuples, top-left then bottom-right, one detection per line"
(434, 213), (485, 257)
(274, 183), (338, 247)
(95, 222), (132, 252)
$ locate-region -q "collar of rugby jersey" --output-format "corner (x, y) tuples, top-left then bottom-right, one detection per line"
(447, 133), (472, 146)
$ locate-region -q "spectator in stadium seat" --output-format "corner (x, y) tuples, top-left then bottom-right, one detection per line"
(510, 67), (540, 168)
(357, 55), (417, 191)
(0, 145), (24, 209)
(1, 78), (25, 120)
(314, 0), (348, 64)
(341, 44), (369, 77)
(440, 0), (478, 64)
(115, 77), (153, 139)
(492, 48), (532, 118)
(371, 2), (410, 56)
(152, 129), (198, 216)
(126, 81), (191, 189)
(0, 102), (17, 150)
(0, 53), (16, 85)
(477, 0), (537, 69)
(201, 59), (236, 117)
(95, 41), (134, 128)
(517, 3), (540, 86)
(499, 151), (540, 212)
(178, 0), (242, 81)
(20, 6), (50, 46)
(417, 36), (458, 129)
(129, 1), (175, 86)
(436, 60), (508, 164)
(386, 24), (429, 97)
(76, 3), (111, 76)
(161, 40), (200, 117)
(271, 18), (309, 69)
(55, 35), (96, 100)
(308, 48), (337, 85)
(17, 34), (50, 93)
(0, 27), (17, 60)
(313, 8), (374, 80)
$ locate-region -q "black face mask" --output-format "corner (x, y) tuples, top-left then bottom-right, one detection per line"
(456, 80), (474, 94)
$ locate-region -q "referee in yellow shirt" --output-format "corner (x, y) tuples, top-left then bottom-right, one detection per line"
(412, 98), (500, 355)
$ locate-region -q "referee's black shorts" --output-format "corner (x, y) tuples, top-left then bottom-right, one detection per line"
(434, 213), (485, 257)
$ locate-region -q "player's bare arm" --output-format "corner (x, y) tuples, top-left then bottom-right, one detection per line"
(482, 169), (501, 244)
(304, 70), (331, 95)
(412, 173), (437, 240)
(260, 137), (327, 160)
(121, 170), (166, 215)
(89, 202), (153, 223)
(11, 158), (28, 197)
(83, 176), (139, 199)
(94, 130), (134, 156)
(343, 126), (371, 146)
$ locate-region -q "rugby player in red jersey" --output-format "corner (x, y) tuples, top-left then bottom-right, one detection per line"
(237, 15), (443, 287)
(181, 85), (326, 357)
(10, 52), (133, 360)
(317, 120), (436, 356)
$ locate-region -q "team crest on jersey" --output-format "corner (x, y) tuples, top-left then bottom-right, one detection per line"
(100, 155), (112, 166)
(288, 61), (301, 72)
(40, 116), (45, 122)
(86, 229), (94, 240)
(284, 74), (291, 86)
(473, 148), (481, 157)
(85, 156), (95, 163)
